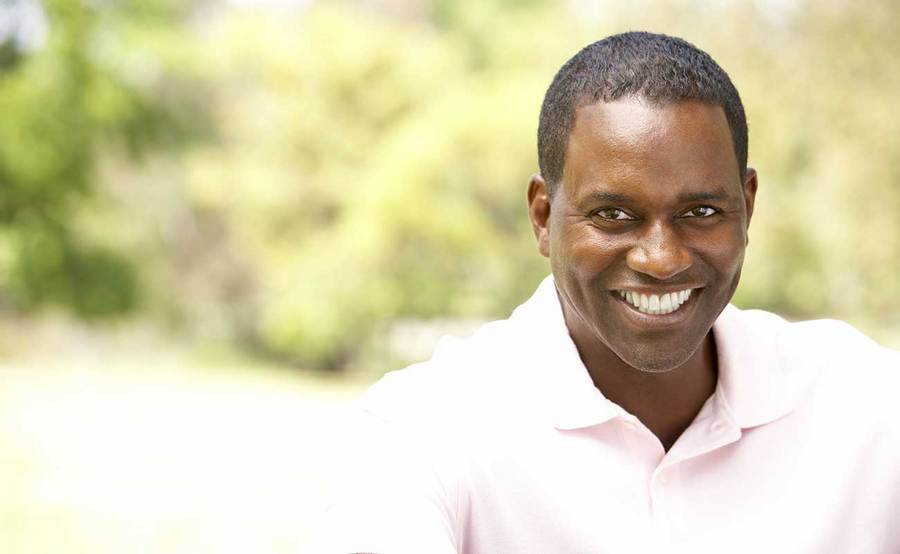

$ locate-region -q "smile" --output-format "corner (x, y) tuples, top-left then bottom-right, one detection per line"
(615, 289), (695, 315)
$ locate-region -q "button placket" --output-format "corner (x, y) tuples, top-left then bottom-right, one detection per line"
(617, 415), (665, 463)
(649, 465), (676, 539)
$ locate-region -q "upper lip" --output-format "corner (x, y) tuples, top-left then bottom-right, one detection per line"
(611, 286), (703, 294)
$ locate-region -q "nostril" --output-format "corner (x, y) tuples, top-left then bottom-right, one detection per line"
(625, 244), (692, 280)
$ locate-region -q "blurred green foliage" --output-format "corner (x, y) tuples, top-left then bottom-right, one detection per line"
(0, 0), (206, 316)
(2, 0), (899, 368)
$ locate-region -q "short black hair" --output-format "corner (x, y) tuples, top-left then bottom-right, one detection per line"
(537, 31), (748, 195)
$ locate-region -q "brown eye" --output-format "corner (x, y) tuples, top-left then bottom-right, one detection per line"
(593, 208), (635, 221)
(683, 206), (718, 218)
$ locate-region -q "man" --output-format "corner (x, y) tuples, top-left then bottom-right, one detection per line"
(319, 32), (900, 553)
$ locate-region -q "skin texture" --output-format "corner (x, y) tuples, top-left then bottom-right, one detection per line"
(527, 97), (758, 450)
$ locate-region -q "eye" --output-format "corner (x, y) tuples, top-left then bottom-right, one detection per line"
(592, 208), (636, 221)
(682, 206), (719, 218)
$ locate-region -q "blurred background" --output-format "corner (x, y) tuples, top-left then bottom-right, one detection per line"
(1, 0), (899, 551)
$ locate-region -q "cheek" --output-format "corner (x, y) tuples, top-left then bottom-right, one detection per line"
(696, 227), (747, 279)
(552, 224), (622, 277)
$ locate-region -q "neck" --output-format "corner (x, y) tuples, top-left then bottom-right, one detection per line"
(562, 306), (719, 452)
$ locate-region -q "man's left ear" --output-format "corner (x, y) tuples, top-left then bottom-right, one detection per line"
(742, 167), (758, 229)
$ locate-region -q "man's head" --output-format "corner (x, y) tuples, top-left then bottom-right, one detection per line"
(527, 32), (758, 373)
(537, 31), (748, 197)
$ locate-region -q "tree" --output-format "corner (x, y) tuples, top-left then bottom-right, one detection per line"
(0, 0), (203, 317)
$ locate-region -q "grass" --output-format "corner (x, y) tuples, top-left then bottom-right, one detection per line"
(0, 351), (365, 553)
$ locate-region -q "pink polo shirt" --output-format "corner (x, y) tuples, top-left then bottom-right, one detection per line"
(319, 276), (900, 553)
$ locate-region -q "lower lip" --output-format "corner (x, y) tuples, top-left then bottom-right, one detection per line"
(610, 289), (702, 328)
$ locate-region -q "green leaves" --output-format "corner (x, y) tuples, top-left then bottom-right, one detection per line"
(0, 0), (198, 317)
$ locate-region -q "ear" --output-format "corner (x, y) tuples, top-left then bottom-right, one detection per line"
(527, 173), (551, 258)
(742, 167), (758, 228)
(741, 167), (758, 246)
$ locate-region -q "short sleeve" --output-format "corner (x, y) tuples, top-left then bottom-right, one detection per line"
(314, 408), (458, 554)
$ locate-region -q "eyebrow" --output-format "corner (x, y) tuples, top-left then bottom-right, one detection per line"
(583, 191), (634, 204)
(678, 189), (732, 203)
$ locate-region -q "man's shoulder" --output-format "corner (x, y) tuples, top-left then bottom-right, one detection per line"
(737, 307), (900, 406)
(358, 313), (537, 426)
(785, 314), (895, 369)
(735, 306), (895, 363)
(721, 307), (899, 446)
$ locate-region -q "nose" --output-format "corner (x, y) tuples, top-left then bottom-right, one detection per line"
(626, 221), (693, 280)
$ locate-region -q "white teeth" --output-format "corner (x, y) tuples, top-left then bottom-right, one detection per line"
(616, 288), (695, 315)
(660, 294), (672, 312)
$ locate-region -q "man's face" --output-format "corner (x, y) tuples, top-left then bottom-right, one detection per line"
(528, 97), (757, 372)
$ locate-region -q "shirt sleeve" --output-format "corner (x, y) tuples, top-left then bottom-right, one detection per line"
(314, 408), (459, 554)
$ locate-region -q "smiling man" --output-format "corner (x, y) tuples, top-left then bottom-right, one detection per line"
(321, 32), (900, 553)
(528, 92), (756, 451)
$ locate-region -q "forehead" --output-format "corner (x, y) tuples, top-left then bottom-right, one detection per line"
(562, 97), (740, 200)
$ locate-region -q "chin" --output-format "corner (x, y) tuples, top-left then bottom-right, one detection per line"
(614, 343), (701, 374)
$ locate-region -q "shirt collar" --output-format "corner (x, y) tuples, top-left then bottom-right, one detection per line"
(513, 276), (623, 430)
(516, 275), (795, 431)
(711, 304), (795, 429)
